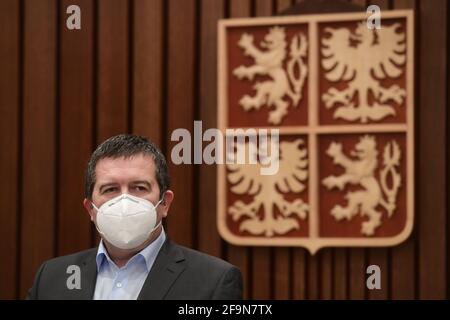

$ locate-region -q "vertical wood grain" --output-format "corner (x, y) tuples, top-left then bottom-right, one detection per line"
(132, 0), (163, 144)
(20, 0), (57, 298)
(390, 0), (416, 300)
(165, 0), (196, 247)
(0, 0), (20, 299)
(418, 0), (447, 299)
(198, 0), (224, 257)
(58, 0), (94, 256)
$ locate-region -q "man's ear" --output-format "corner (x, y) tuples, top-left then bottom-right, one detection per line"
(83, 198), (96, 222)
(160, 190), (174, 218)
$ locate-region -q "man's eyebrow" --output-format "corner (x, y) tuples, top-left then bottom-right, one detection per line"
(99, 182), (119, 192)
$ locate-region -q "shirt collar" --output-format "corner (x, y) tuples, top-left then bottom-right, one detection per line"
(96, 228), (166, 272)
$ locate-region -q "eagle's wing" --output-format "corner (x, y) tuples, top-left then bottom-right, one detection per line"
(370, 23), (406, 79)
(227, 142), (263, 195)
(227, 140), (308, 195)
(321, 27), (358, 82)
(275, 140), (308, 194)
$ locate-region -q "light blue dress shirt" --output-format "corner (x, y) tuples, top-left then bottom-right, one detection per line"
(93, 229), (166, 300)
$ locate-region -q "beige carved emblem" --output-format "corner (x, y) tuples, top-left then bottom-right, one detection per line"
(227, 139), (308, 236)
(322, 135), (402, 236)
(218, 10), (414, 252)
(321, 22), (406, 123)
(233, 26), (308, 124)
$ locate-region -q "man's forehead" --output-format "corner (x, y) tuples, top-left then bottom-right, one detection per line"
(95, 154), (156, 180)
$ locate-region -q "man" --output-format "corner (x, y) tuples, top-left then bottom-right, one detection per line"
(27, 134), (242, 300)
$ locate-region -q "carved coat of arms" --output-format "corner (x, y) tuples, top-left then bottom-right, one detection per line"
(217, 11), (414, 253)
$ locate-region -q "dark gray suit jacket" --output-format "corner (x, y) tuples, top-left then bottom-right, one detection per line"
(27, 239), (242, 300)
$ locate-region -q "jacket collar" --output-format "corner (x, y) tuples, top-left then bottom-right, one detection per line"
(137, 238), (186, 300)
(76, 237), (185, 300)
(77, 251), (98, 300)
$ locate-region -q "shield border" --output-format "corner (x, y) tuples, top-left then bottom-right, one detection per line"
(217, 10), (414, 254)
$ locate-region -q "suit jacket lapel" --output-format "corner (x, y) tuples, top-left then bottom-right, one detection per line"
(138, 239), (186, 300)
(77, 251), (98, 300)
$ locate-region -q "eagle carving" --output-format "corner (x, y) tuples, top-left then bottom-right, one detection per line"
(321, 22), (406, 123)
(227, 139), (309, 236)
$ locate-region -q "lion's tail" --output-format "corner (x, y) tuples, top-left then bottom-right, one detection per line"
(379, 141), (402, 217)
(287, 33), (308, 106)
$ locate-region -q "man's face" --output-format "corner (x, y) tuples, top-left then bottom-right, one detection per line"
(83, 153), (172, 239)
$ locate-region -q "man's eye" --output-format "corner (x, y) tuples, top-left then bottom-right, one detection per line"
(134, 186), (147, 191)
(104, 188), (116, 193)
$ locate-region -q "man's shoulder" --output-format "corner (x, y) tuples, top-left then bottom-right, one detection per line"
(161, 241), (243, 299)
(41, 247), (97, 270)
(27, 248), (98, 300)
(169, 241), (236, 273)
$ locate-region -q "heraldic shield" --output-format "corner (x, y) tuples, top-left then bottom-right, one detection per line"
(217, 10), (414, 254)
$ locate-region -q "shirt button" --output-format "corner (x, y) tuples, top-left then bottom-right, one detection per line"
(116, 282), (122, 288)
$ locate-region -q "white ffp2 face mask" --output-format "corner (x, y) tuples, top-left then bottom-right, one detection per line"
(92, 193), (163, 250)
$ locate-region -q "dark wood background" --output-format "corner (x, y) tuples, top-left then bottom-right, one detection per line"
(0, 0), (448, 299)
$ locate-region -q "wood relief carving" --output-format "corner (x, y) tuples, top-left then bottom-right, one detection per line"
(321, 22), (406, 123)
(227, 139), (309, 236)
(218, 10), (414, 253)
(233, 27), (308, 124)
(322, 135), (401, 236)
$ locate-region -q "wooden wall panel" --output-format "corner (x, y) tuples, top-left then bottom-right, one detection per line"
(0, 0), (20, 300)
(165, 0), (196, 247)
(349, 249), (366, 299)
(418, 0), (447, 299)
(320, 250), (333, 299)
(229, 0), (252, 18)
(293, 249), (307, 299)
(0, 0), (449, 300)
(93, 0), (130, 246)
(20, 0), (57, 298)
(58, 0), (94, 256)
(97, 0), (129, 143)
(198, 0), (224, 258)
(390, 0), (417, 300)
(307, 252), (320, 299)
(333, 249), (347, 299)
(132, 0), (163, 143)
